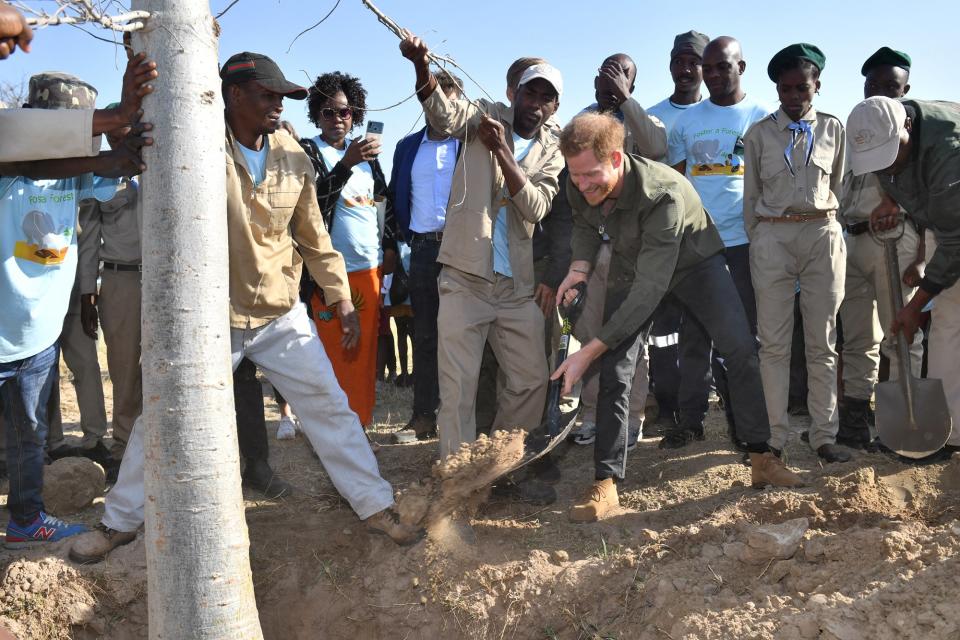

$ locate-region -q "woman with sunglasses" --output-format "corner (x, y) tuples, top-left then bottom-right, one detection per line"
(300, 71), (397, 431)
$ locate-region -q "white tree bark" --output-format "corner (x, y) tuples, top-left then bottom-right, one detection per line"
(131, 1), (263, 637)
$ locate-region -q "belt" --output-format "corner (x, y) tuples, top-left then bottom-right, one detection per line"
(411, 231), (443, 242)
(845, 220), (871, 236)
(102, 261), (142, 272)
(756, 212), (830, 223)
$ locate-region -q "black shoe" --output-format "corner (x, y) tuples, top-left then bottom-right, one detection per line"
(48, 444), (78, 460)
(242, 459), (294, 498)
(788, 400), (809, 416)
(658, 429), (698, 450)
(817, 444), (852, 463)
(800, 430), (810, 443)
(79, 441), (114, 467)
(837, 396), (872, 449)
(405, 415), (437, 441)
(491, 477), (556, 505)
(528, 454), (561, 484)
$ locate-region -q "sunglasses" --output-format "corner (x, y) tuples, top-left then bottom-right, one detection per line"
(320, 107), (352, 120)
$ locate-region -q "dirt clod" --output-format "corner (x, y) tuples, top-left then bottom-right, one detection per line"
(42, 457), (105, 516)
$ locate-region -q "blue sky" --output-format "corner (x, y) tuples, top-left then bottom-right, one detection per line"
(5, 0), (959, 174)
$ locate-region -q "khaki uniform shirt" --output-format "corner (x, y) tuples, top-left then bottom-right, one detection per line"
(569, 155), (725, 349)
(422, 85), (565, 297)
(743, 106), (845, 238)
(226, 126), (350, 329)
(0, 109), (100, 162)
(839, 171), (887, 224)
(77, 179), (141, 294)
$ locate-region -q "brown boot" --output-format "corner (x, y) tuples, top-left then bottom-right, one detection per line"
(366, 507), (424, 546)
(750, 452), (805, 489)
(68, 524), (137, 564)
(569, 478), (619, 523)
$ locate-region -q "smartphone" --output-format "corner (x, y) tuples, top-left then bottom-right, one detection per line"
(365, 120), (384, 148)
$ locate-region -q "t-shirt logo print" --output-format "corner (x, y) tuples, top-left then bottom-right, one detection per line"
(689, 135), (745, 177)
(14, 209), (72, 265)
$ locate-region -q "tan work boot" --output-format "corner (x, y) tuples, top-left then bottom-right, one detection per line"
(750, 452), (805, 489)
(68, 524), (137, 564)
(366, 507), (424, 546)
(569, 478), (619, 523)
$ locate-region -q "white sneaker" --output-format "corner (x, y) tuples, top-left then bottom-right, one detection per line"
(570, 421), (596, 445)
(276, 416), (298, 440)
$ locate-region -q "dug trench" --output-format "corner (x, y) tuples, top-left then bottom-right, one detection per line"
(2, 374), (959, 640)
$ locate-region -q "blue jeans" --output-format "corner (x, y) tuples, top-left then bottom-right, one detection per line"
(0, 343), (58, 523)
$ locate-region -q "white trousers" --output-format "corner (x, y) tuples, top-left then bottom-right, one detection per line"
(103, 303), (394, 532)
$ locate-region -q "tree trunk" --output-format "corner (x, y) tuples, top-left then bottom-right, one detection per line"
(131, 1), (263, 637)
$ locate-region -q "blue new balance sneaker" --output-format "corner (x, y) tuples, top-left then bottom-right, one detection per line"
(5, 512), (89, 549)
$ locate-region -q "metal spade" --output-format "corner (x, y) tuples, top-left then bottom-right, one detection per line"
(875, 235), (952, 458)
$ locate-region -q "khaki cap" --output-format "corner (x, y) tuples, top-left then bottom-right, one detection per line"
(846, 96), (907, 176)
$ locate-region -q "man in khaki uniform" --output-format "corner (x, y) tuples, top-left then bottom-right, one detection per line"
(744, 44), (850, 463)
(77, 140), (143, 459)
(837, 48), (923, 448)
(399, 34), (565, 462)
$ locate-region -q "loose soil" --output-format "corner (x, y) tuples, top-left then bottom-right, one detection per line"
(2, 358), (959, 639)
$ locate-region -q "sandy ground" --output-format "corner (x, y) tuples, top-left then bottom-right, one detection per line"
(1, 348), (959, 639)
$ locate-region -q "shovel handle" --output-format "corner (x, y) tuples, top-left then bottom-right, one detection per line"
(882, 237), (917, 430)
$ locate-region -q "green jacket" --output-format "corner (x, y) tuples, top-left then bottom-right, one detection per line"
(882, 99), (960, 294)
(569, 154), (724, 349)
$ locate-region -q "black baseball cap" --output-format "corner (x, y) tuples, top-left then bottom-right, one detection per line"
(220, 52), (307, 100)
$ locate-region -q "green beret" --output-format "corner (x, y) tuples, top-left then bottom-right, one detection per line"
(767, 43), (826, 82)
(861, 47), (911, 76)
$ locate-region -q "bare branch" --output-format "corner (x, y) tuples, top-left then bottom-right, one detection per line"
(214, 0), (243, 20)
(286, 0), (341, 53)
(19, 1), (149, 32)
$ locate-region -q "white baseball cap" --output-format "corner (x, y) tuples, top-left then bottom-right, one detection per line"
(518, 63), (563, 100)
(846, 96), (907, 176)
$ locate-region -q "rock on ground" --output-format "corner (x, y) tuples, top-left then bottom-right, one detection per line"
(42, 457), (105, 515)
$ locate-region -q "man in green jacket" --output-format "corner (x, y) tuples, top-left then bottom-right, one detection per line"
(553, 112), (803, 522)
(847, 96), (960, 459)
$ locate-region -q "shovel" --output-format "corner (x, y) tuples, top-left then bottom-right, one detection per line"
(875, 235), (952, 458)
(504, 281), (587, 473)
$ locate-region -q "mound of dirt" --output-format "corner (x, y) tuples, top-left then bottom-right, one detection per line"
(42, 458), (105, 516)
(0, 558), (95, 639)
(9, 373), (960, 639)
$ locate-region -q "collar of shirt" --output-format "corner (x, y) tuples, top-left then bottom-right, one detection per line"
(420, 129), (455, 145)
(772, 105), (818, 130)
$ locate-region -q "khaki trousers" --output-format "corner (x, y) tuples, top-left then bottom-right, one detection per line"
(926, 232), (960, 447)
(98, 269), (143, 449)
(839, 224), (923, 400)
(47, 281), (107, 450)
(436, 266), (547, 458)
(573, 243), (648, 429)
(751, 218), (845, 450)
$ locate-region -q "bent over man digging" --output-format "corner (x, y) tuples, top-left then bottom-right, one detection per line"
(552, 112), (804, 523)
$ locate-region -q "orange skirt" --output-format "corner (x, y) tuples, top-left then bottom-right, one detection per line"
(311, 266), (381, 427)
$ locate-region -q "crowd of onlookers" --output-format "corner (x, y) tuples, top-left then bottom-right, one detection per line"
(1, 1), (958, 562)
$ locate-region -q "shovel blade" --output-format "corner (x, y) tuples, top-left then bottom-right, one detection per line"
(876, 377), (953, 459)
(502, 407), (581, 475)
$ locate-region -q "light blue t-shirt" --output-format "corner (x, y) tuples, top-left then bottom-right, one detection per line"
(315, 136), (381, 273)
(666, 96), (773, 247)
(492, 133), (536, 277)
(647, 97), (700, 139)
(238, 138), (269, 187)
(0, 175), (118, 362)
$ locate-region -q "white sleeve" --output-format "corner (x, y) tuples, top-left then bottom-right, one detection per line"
(0, 109), (101, 162)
